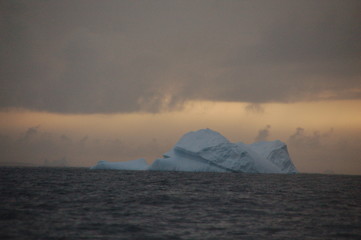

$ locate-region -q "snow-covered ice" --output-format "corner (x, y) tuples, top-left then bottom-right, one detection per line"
(91, 129), (298, 173)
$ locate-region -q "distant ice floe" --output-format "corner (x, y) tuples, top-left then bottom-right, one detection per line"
(91, 129), (298, 173)
(90, 159), (148, 171)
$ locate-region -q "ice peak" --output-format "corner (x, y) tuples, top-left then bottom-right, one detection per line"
(175, 128), (229, 154)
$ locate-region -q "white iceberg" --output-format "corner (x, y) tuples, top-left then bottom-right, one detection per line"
(91, 129), (297, 173)
(90, 158), (149, 171)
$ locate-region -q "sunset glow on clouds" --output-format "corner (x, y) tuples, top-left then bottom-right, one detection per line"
(1, 100), (360, 174)
(1, 1), (360, 174)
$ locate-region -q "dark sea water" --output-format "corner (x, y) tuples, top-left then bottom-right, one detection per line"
(1, 167), (360, 240)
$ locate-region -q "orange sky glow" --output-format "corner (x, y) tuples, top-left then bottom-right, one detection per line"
(1, 100), (360, 174)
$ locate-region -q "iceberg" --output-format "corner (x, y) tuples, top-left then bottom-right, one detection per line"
(90, 158), (149, 171)
(91, 129), (298, 173)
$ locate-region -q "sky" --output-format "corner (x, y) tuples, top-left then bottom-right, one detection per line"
(1, 0), (360, 174)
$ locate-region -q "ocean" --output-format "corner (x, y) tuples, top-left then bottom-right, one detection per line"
(1, 167), (360, 239)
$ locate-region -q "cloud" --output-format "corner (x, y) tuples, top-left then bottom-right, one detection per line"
(245, 103), (265, 114)
(1, 0), (360, 113)
(288, 127), (334, 148)
(255, 125), (271, 142)
(284, 127), (361, 174)
(22, 125), (40, 141)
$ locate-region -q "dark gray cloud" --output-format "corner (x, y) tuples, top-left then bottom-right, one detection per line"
(1, 0), (360, 113)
